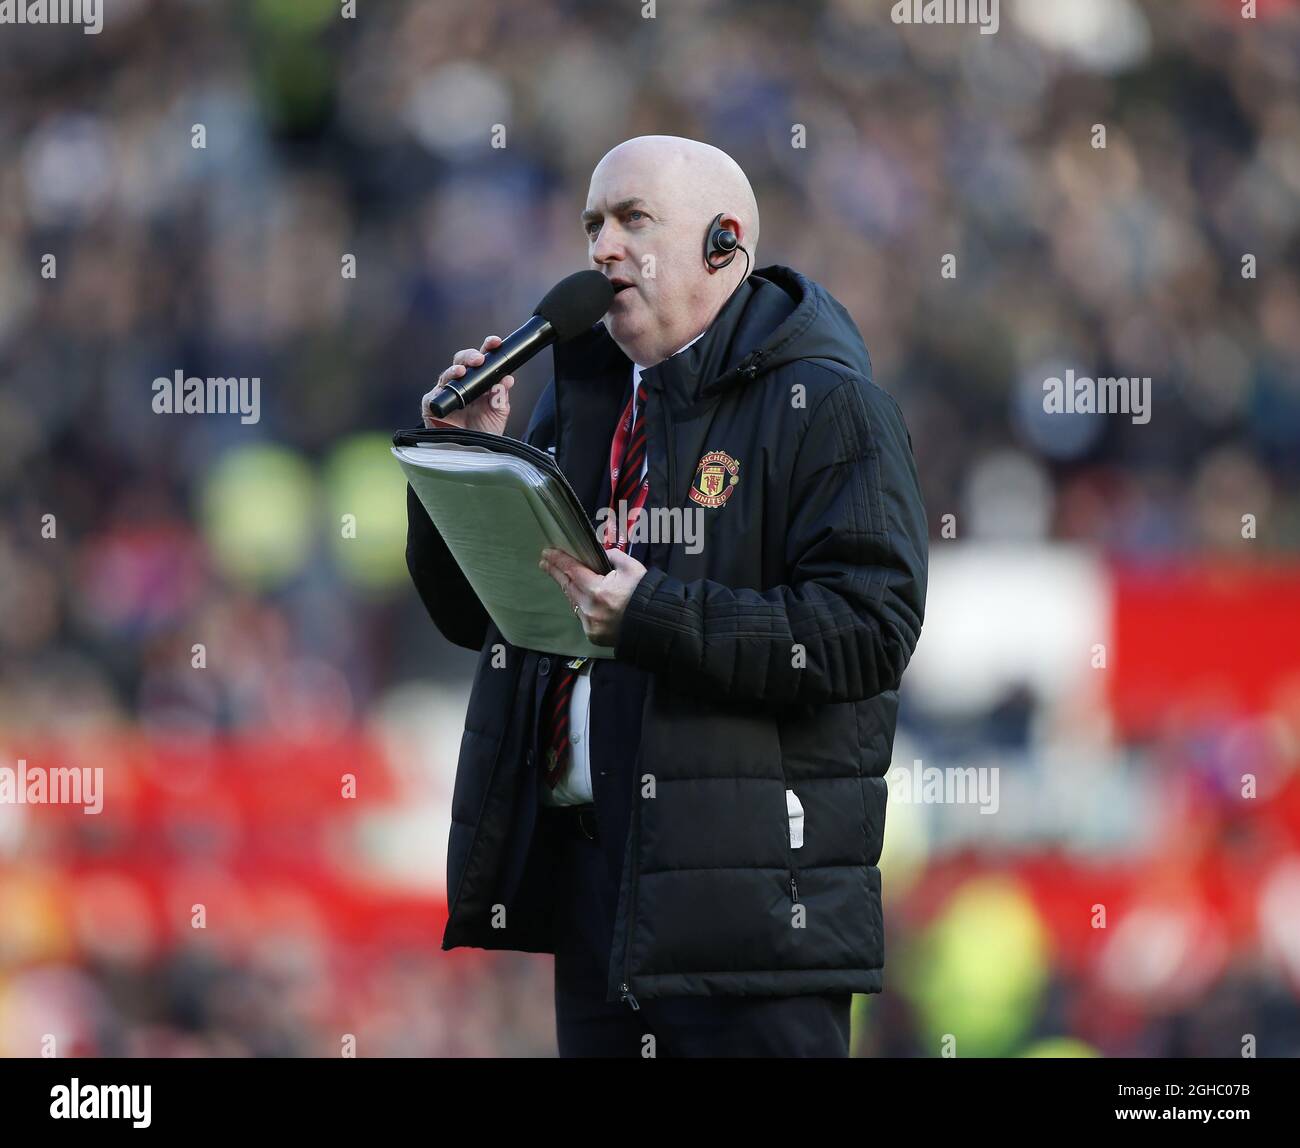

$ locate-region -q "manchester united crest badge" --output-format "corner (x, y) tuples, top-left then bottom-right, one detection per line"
(688, 450), (740, 508)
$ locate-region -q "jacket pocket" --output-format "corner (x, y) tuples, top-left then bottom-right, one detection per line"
(785, 787), (803, 904)
(786, 789), (804, 849)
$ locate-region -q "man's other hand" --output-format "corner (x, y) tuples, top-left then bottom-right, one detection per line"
(539, 546), (647, 647)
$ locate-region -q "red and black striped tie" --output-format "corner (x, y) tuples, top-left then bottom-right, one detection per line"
(541, 377), (649, 790)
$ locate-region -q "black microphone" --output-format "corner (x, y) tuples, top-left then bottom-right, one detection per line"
(428, 270), (614, 418)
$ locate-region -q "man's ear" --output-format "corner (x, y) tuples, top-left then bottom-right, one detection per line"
(704, 213), (746, 273)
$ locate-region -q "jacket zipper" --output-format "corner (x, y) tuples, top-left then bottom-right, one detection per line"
(620, 397), (656, 1013)
(784, 774), (801, 906)
(789, 823), (801, 905)
(619, 787), (643, 1011)
(658, 393), (674, 524)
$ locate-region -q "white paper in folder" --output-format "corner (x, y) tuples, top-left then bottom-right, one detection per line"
(393, 441), (616, 659)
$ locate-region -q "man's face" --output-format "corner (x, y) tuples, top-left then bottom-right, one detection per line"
(582, 156), (706, 365)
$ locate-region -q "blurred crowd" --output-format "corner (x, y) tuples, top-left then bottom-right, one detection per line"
(2, 0), (1299, 1056)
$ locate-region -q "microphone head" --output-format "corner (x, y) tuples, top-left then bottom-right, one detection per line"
(533, 270), (615, 341)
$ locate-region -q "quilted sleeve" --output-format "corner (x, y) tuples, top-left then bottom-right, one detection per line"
(612, 373), (928, 704)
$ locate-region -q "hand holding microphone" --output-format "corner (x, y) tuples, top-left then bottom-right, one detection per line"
(420, 270), (615, 434)
(423, 335), (515, 435)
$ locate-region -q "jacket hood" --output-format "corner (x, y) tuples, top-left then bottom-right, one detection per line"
(680, 264), (873, 398)
(555, 265), (873, 412)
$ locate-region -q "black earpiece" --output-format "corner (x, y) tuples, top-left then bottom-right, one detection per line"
(704, 213), (742, 270)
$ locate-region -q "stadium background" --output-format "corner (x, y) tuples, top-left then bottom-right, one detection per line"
(3, 0), (1300, 1056)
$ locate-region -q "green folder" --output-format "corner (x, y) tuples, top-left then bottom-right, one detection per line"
(393, 426), (615, 659)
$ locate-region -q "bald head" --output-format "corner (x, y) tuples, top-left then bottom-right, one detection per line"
(591, 137), (760, 258)
(583, 135), (760, 367)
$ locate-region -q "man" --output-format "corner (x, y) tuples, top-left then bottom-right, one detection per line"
(407, 136), (928, 1057)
